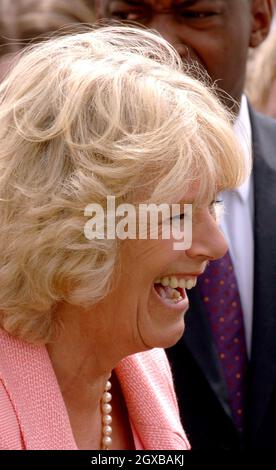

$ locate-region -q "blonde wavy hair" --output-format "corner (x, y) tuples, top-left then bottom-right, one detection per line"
(0, 25), (247, 343)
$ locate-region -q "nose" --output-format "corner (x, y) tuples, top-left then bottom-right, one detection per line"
(185, 210), (228, 262)
(147, 14), (190, 60)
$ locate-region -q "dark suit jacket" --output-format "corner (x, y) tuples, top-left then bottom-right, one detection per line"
(166, 108), (276, 449)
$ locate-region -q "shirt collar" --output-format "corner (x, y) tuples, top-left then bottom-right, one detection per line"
(232, 94), (252, 203)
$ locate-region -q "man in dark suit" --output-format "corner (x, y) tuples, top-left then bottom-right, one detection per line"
(94, 0), (276, 448)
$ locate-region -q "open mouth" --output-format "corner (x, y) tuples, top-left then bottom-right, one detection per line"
(153, 275), (197, 305)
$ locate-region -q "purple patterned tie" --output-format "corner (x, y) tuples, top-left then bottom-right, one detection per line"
(197, 251), (248, 432)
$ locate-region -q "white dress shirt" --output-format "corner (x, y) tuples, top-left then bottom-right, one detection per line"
(220, 95), (254, 357)
(272, 13), (276, 30)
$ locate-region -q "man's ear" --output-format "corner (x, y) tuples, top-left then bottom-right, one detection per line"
(250, 0), (273, 48)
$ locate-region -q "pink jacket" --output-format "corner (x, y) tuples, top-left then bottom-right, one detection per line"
(0, 328), (190, 450)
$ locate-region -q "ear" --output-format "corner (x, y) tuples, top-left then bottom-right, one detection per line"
(250, 0), (273, 48)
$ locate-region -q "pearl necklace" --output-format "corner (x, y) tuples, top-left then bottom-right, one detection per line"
(101, 376), (112, 450)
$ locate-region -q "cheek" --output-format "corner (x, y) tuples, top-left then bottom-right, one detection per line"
(204, 42), (231, 80)
(119, 226), (184, 300)
(145, 239), (181, 271)
(128, 240), (180, 292)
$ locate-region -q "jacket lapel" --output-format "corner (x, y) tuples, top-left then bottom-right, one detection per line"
(249, 109), (276, 437)
(183, 289), (233, 420)
(115, 349), (190, 450)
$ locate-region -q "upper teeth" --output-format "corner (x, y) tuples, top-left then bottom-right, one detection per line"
(154, 276), (197, 290)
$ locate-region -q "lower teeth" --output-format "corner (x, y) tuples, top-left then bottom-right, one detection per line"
(155, 284), (183, 303)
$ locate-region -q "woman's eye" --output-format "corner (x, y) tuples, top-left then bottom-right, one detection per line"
(209, 199), (224, 221)
(170, 211), (193, 225)
(170, 213), (185, 220)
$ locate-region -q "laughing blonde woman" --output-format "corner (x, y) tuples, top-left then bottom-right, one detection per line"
(0, 26), (247, 450)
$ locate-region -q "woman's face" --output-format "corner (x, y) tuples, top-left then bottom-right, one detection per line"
(105, 183), (228, 351)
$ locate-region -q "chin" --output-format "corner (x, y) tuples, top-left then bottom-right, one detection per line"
(139, 287), (189, 349)
(161, 322), (186, 349)
(145, 319), (186, 350)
